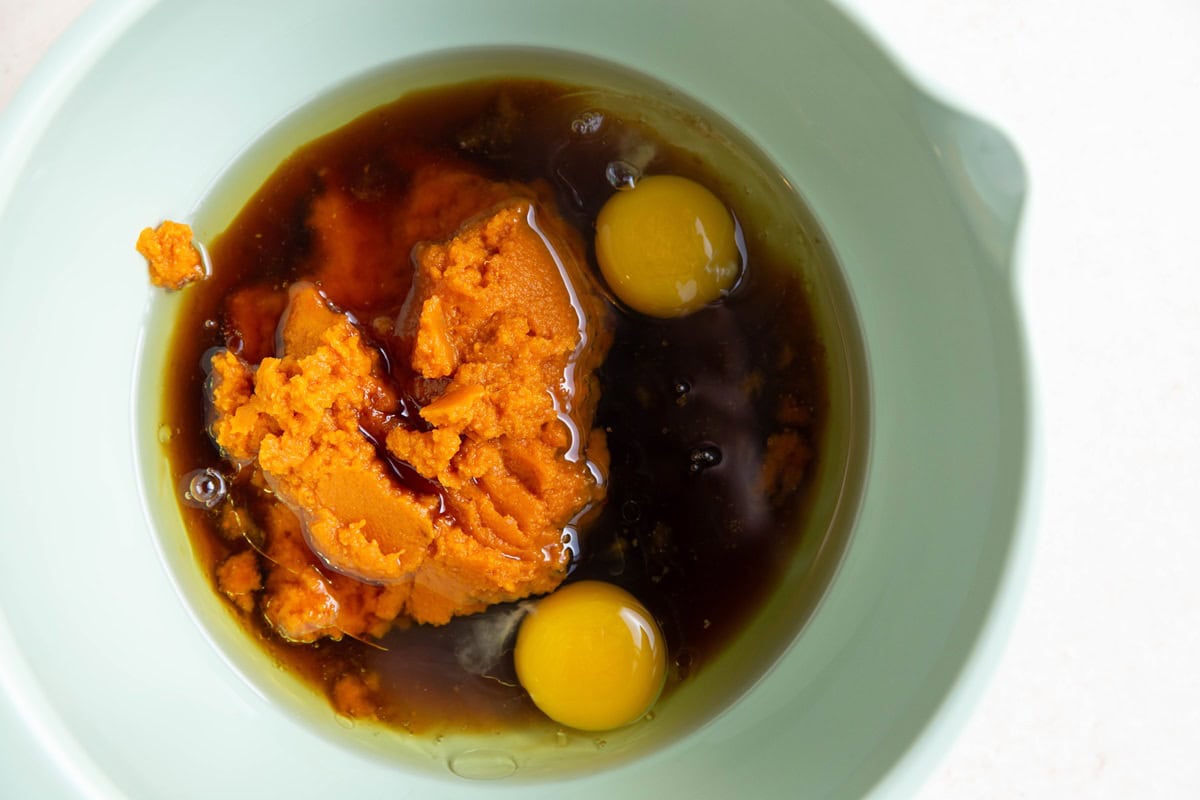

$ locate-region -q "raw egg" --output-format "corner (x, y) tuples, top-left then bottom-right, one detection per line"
(514, 581), (666, 731)
(595, 174), (741, 317)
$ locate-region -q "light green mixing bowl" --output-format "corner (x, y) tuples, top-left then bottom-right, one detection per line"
(0, 1), (1035, 797)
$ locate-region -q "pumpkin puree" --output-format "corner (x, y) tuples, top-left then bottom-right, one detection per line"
(209, 196), (609, 637)
(137, 220), (204, 290)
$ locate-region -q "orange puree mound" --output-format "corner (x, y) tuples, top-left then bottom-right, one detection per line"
(387, 201), (609, 623)
(136, 220), (204, 290)
(211, 284), (439, 588)
(259, 502), (409, 643)
(308, 156), (538, 312)
(208, 200), (609, 631)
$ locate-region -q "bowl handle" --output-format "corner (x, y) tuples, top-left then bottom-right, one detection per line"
(916, 95), (1028, 274)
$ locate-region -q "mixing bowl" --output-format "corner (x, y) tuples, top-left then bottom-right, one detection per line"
(0, 0), (1034, 796)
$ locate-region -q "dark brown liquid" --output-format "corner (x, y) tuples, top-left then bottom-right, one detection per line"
(164, 79), (826, 735)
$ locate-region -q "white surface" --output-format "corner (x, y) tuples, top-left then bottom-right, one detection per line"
(2, 0), (1198, 797)
(835, 3), (1200, 798)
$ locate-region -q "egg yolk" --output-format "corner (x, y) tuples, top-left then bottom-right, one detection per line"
(595, 174), (741, 318)
(514, 581), (666, 731)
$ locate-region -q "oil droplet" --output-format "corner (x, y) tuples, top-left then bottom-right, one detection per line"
(157, 424), (173, 444)
(447, 749), (518, 780)
(555, 730), (569, 747)
(334, 714), (354, 730)
(594, 739), (607, 750)
(181, 467), (227, 509)
(570, 110), (604, 136)
(605, 160), (640, 191)
(645, 710), (656, 721)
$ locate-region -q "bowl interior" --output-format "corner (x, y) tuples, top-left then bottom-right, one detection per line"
(137, 45), (871, 779)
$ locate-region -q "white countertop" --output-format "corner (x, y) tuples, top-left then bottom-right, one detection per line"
(3, 1), (1198, 796)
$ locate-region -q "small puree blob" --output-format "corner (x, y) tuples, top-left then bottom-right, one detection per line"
(137, 220), (204, 290)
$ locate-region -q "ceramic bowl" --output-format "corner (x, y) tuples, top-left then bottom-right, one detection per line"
(0, 1), (1035, 797)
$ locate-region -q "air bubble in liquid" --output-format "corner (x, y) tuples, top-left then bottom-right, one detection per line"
(447, 749), (518, 780)
(605, 160), (641, 191)
(675, 648), (694, 680)
(570, 110), (604, 136)
(181, 467), (227, 510)
(688, 444), (722, 473)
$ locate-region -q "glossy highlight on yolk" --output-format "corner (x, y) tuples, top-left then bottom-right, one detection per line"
(595, 174), (741, 317)
(514, 581), (666, 731)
